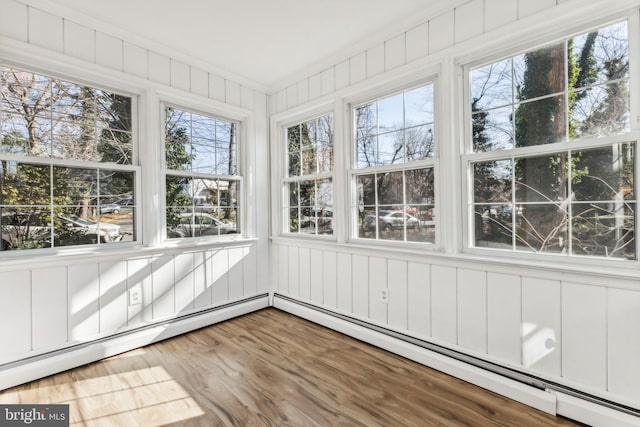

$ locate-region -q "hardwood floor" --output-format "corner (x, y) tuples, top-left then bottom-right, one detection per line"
(0, 308), (582, 426)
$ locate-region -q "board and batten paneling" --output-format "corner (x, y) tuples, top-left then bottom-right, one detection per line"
(271, 241), (640, 409)
(0, 243), (261, 368)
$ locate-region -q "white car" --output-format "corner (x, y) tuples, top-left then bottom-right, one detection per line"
(168, 212), (237, 238)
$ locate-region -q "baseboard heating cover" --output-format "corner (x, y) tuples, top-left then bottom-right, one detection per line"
(0, 294), (269, 391)
(273, 294), (640, 427)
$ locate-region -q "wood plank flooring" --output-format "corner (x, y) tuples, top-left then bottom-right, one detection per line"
(0, 308), (582, 426)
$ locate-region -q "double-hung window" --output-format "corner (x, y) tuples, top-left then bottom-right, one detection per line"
(0, 66), (136, 252)
(284, 113), (334, 236)
(467, 20), (635, 260)
(164, 106), (240, 239)
(352, 83), (436, 244)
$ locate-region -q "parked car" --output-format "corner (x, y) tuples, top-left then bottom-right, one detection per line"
(1, 212), (123, 250)
(300, 208), (333, 232)
(168, 212), (237, 238)
(363, 210), (420, 232)
(99, 203), (121, 214)
(114, 197), (134, 207)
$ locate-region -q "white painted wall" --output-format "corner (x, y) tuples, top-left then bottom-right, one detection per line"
(269, 0), (640, 416)
(0, 0), (270, 381)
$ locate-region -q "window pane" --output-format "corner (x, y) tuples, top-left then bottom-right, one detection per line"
(1, 207), (52, 250)
(302, 147), (317, 175)
(472, 106), (514, 152)
(471, 59), (513, 111)
(571, 22), (629, 88)
(572, 202), (634, 259)
(356, 135), (377, 168)
(56, 211), (122, 246)
(378, 171), (403, 206)
(572, 143), (634, 201)
(166, 175), (192, 210)
(405, 85), (433, 126)
(165, 109), (191, 171)
(405, 125), (434, 160)
(53, 167), (98, 207)
(192, 139), (216, 174)
(166, 206), (194, 238)
(289, 207), (300, 233)
(513, 43), (565, 101)
(473, 205), (512, 249)
(474, 160), (512, 203)
(515, 95), (567, 147)
(377, 92), (404, 132)
(0, 113), (31, 155)
(515, 154), (568, 202)
(1, 162), (51, 206)
(515, 204), (567, 253)
(357, 174), (376, 207)
(358, 207), (377, 239)
(571, 83), (629, 139)
(378, 131), (404, 165)
(406, 206), (434, 243)
(406, 168), (434, 204)
(287, 125), (301, 154)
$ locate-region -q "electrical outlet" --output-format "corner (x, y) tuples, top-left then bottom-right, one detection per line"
(129, 286), (142, 305)
(380, 288), (389, 304)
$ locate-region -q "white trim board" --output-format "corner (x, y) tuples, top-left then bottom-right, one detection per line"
(273, 296), (640, 426)
(0, 296), (269, 391)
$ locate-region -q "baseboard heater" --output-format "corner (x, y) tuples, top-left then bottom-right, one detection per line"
(273, 293), (640, 424)
(0, 294), (269, 391)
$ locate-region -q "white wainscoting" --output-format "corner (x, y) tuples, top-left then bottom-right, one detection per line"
(272, 240), (640, 417)
(0, 241), (265, 379)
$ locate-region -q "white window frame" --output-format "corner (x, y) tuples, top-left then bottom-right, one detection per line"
(159, 99), (247, 243)
(347, 78), (441, 249)
(460, 13), (640, 266)
(0, 63), (141, 257)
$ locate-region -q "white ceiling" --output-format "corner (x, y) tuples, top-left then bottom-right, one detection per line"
(40, 0), (450, 90)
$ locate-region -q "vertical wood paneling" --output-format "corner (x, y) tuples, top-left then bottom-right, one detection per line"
(608, 288), (640, 401)
(148, 52), (170, 85)
(299, 247), (311, 300)
(487, 272), (521, 365)
(275, 244), (286, 293)
(275, 89), (287, 113)
(323, 251), (338, 309)
(211, 248), (229, 304)
(309, 73), (322, 100)
(484, 0), (518, 32)
(226, 81), (241, 106)
(193, 251), (211, 308)
(0, 271), (31, 361)
(519, 0), (557, 19)
(209, 74), (226, 102)
(407, 262), (430, 337)
(123, 42), (148, 79)
(335, 60), (350, 90)
(431, 265), (457, 344)
(288, 246), (300, 297)
(561, 282), (606, 389)
(99, 261), (128, 334)
(151, 255), (175, 320)
(310, 248), (323, 304)
(350, 52), (367, 85)
(455, 0), (484, 43)
(297, 79), (310, 105)
(321, 68), (335, 96)
(126, 258), (152, 325)
(28, 8), (63, 52)
(369, 257), (387, 324)
(95, 32), (123, 70)
(385, 34), (405, 71)
(68, 263), (99, 341)
(170, 59), (190, 92)
(243, 244), (258, 296)
(522, 277), (561, 377)
(228, 246), (244, 300)
(406, 21), (429, 63)
(0, 0), (28, 42)
(174, 253), (195, 313)
(457, 269), (487, 354)
(366, 44), (385, 79)
(241, 86), (254, 110)
(336, 252), (353, 313)
(387, 259), (407, 331)
(286, 85), (298, 110)
(429, 11), (455, 54)
(32, 267), (67, 351)
(64, 21), (94, 62)
(190, 67), (209, 97)
(352, 254), (369, 318)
